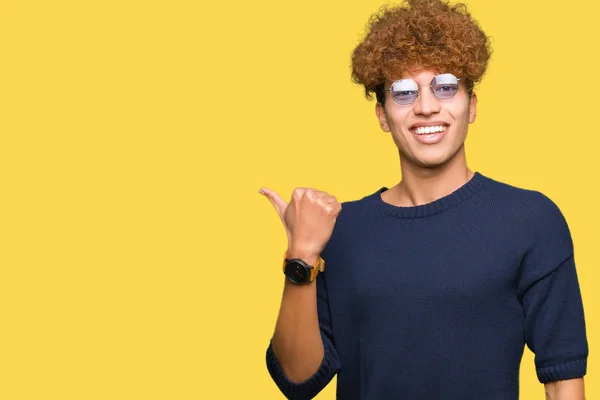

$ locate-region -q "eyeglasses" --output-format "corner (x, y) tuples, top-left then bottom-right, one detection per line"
(386, 73), (461, 105)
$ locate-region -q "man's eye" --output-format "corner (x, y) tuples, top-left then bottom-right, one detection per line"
(395, 90), (417, 96)
(437, 85), (456, 92)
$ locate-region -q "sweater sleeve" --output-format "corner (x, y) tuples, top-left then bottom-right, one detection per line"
(516, 193), (588, 383)
(266, 268), (341, 399)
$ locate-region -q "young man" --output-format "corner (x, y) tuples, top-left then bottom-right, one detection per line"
(259, 0), (588, 398)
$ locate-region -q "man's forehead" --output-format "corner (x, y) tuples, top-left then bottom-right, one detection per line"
(391, 68), (444, 83)
(388, 69), (443, 84)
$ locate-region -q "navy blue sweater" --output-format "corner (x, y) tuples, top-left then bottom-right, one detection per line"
(266, 171), (588, 399)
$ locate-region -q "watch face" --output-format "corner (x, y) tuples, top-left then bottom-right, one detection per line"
(285, 261), (309, 283)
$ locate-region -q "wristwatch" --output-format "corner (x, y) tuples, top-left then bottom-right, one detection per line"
(282, 250), (325, 284)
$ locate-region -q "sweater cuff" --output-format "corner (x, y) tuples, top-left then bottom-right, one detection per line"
(266, 337), (340, 399)
(536, 358), (587, 383)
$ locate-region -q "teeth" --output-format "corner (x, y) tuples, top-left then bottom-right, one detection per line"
(413, 125), (446, 135)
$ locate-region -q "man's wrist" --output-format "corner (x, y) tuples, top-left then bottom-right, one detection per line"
(286, 248), (320, 266)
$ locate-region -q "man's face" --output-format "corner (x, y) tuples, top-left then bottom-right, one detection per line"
(376, 69), (477, 169)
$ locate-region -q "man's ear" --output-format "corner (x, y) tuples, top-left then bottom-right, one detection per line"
(468, 91), (478, 124)
(376, 102), (390, 132)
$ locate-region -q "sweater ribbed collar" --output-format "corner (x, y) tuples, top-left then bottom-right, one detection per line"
(367, 171), (488, 218)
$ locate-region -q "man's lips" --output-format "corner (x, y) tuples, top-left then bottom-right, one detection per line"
(411, 125), (448, 143)
(409, 121), (450, 130)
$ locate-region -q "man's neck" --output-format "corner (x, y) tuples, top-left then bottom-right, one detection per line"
(382, 159), (474, 208)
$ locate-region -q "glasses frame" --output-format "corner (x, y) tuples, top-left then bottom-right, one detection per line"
(386, 74), (462, 106)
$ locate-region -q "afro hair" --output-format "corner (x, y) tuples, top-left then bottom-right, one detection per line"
(351, 0), (492, 104)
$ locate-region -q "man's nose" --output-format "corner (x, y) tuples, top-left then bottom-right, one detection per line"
(413, 88), (441, 116)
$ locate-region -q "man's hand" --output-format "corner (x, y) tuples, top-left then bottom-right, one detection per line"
(259, 187), (342, 258)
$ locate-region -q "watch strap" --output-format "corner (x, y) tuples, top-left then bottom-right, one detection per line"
(282, 250), (326, 282)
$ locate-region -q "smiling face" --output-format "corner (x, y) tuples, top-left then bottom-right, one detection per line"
(376, 69), (477, 170)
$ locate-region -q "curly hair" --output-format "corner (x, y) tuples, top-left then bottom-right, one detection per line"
(351, 0), (492, 105)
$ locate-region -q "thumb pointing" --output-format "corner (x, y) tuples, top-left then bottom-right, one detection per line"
(259, 187), (288, 218)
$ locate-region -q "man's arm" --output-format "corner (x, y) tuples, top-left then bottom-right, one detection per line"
(517, 193), (589, 388)
(544, 377), (585, 400)
(271, 250), (325, 383)
(261, 187), (342, 399)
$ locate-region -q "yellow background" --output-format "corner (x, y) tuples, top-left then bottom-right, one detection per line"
(0, 0), (597, 398)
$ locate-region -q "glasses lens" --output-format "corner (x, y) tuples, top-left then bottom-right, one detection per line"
(431, 73), (459, 100)
(390, 79), (418, 105)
